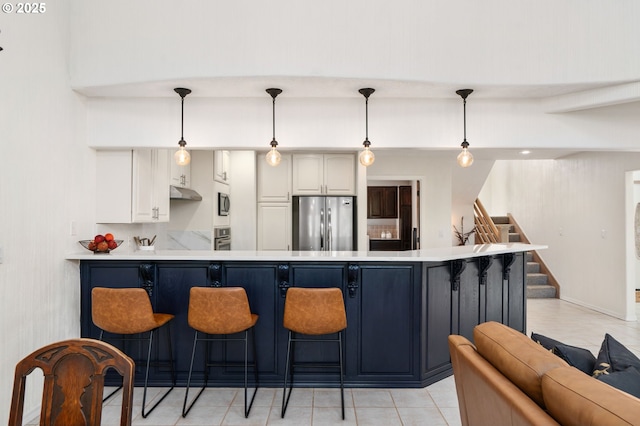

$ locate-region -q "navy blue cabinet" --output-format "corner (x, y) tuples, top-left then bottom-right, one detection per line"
(346, 263), (421, 386)
(79, 254), (526, 388)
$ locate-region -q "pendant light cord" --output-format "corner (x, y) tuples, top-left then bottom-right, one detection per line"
(272, 96), (276, 142)
(181, 95), (185, 141)
(365, 96), (369, 141)
(462, 97), (467, 142)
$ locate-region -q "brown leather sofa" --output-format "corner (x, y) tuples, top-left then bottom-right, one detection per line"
(448, 321), (640, 426)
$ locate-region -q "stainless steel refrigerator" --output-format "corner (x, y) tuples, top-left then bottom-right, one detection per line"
(292, 196), (356, 251)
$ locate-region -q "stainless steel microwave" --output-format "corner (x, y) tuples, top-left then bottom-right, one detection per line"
(218, 192), (230, 216)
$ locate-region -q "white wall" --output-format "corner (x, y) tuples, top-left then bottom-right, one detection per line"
(480, 153), (640, 320)
(85, 96), (640, 152)
(0, 0), (94, 421)
(230, 151), (257, 250)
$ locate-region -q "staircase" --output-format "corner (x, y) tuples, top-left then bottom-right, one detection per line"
(492, 216), (557, 299)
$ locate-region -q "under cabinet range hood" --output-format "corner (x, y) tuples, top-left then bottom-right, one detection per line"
(169, 185), (203, 201)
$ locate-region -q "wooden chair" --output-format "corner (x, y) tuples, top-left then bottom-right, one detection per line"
(9, 338), (135, 426)
(281, 287), (347, 420)
(182, 286), (259, 418)
(91, 287), (176, 418)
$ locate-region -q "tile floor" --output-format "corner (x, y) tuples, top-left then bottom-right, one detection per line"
(25, 299), (640, 425)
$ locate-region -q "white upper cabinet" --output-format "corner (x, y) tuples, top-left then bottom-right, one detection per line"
(292, 153), (355, 195)
(257, 154), (292, 202)
(96, 149), (170, 223)
(133, 149), (170, 222)
(323, 154), (356, 195)
(170, 153), (191, 188)
(214, 150), (230, 184)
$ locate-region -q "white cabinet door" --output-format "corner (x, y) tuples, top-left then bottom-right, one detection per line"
(292, 154), (355, 195)
(170, 154), (191, 188)
(324, 154), (355, 195)
(257, 154), (291, 202)
(214, 150), (230, 184)
(132, 149), (155, 222)
(257, 203), (291, 250)
(154, 149), (170, 222)
(292, 154), (323, 195)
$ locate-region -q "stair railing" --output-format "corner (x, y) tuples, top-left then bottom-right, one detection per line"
(473, 199), (501, 243)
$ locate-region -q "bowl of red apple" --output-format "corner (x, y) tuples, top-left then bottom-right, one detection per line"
(79, 233), (123, 253)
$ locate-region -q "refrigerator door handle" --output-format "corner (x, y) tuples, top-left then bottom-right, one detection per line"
(327, 208), (332, 251)
(320, 208), (324, 251)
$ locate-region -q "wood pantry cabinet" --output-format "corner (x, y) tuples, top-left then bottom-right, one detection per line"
(96, 149), (170, 223)
(369, 239), (402, 251)
(78, 253), (526, 388)
(292, 154), (355, 195)
(367, 186), (398, 218)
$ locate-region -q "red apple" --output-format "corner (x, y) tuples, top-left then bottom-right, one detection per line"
(94, 234), (106, 244)
(97, 241), (109, 252)
(107, 240), (118, 250)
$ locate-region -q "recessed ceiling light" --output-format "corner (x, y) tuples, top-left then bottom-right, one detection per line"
(520, 150), (531, 155)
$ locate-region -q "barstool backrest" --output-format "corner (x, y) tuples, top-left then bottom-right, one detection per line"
(188, 287), (256, 334)
(283, 287), (347, 335)
(9, 338), (134, 426)
(92, 287), (157, 334)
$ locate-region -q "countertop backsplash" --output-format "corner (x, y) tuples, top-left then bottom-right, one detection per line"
(93, 223), (213, 252)
(164, 230), (213, 250)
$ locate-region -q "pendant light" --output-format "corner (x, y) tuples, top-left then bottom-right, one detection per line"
(456, 89), (474, 168)
(174, 87), (192, 166)
(358, 88), (376, 167)
(265, 88), (283, 167)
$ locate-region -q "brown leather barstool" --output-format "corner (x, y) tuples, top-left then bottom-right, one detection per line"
(91, 287), (176, 418)
(182, 287), (259, 418)
(281, 287), (347, 420)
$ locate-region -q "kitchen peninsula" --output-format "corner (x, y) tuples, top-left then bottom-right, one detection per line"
(68, 243), (543, 388)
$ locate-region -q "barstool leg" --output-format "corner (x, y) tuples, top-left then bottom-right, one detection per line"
(99, 330), (123, 402)
(339, 331), (345, 420)
(141, 327), (175, 418)
(281, 331), (294, 418)
(243, 328), (259, 418)
(182, 331), (203, 417)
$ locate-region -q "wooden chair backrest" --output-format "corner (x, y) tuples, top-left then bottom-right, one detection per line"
(9, 338), (135, 426)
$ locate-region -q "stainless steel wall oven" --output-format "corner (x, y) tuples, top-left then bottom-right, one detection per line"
(214, 227), (231, 250)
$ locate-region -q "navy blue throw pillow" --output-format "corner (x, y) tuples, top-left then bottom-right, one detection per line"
(530, 332), (561, 352)
(597, 366), (640, 398)
(593, 333), (640, 377)
(553, 343), (596, 375)
(531, 332), (596, 375)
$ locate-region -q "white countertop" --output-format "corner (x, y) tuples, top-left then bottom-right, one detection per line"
(66, 243), (546, 262)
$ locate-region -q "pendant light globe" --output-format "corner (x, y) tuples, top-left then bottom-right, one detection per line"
(266, 141), (282, 166)
(175, 140), (191, 166)
(359, 140), (375, 167)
